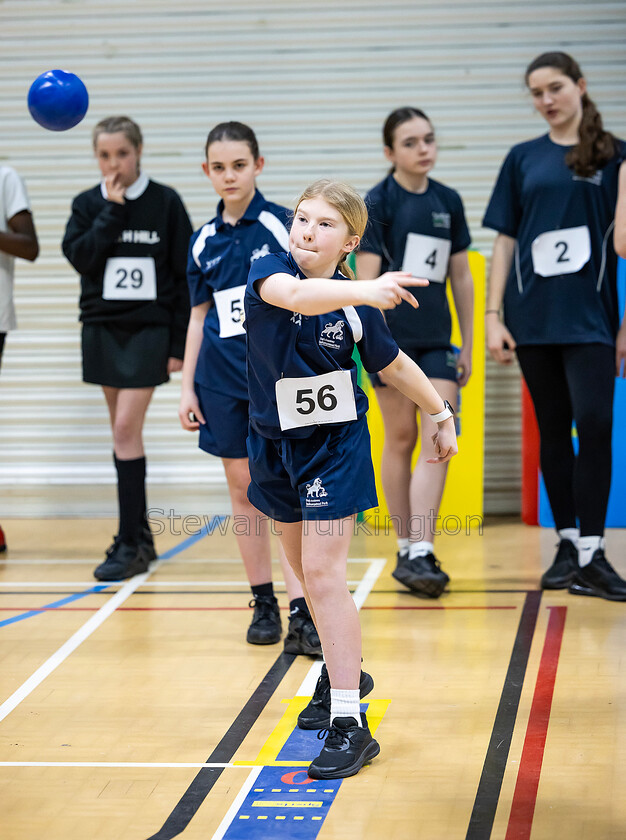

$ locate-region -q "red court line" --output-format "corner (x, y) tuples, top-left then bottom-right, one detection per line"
(505, 605), (567, 840)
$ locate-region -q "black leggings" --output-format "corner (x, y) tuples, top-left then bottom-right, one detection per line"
(516, 343), (615, 537)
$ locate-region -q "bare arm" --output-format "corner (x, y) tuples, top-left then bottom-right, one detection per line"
(615, 161), (626, 258)
(485, 233), (517, 364)
(448, 249), (474, 386)
(258, 271), (427, 315)
(0, 210), (39, 261)
(380, 350), (457, 463)
(178, 301), (210, 430)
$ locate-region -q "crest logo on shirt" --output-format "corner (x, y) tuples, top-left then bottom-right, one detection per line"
(250, 243), (271, 262)
(205, 256), (222, 271)
(319, 319), (345, 349)
(432, 212), (451, 229)
(305, 477), (329, 507)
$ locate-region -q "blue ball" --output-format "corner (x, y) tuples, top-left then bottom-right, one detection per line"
(27, 70), (89, 132)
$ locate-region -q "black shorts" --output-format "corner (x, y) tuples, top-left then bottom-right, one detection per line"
(82, 322), (170, 388)
(369, 345), (458, 388)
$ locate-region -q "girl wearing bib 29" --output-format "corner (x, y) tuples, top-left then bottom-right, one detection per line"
(356, 108), (474, 598)
(245, 180), (457, 779)
(179, 122), (320, 654)
(484, 52), (626, 601)
(63, 116), (192, 581)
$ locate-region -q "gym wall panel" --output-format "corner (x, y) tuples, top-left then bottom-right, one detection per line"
(1, 0), (625, 515)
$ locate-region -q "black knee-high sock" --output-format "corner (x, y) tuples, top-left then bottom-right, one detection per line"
(114, 453), (146, 544)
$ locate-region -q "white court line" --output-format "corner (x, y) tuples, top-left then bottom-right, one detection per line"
(211, 766), (264, 840)
(0, 569), (152, 723)
(0, 761), (256, 769)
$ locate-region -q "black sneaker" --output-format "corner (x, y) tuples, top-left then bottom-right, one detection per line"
(247, 595), (282, 645)
(307, 713), (380, 780)
(569, 550), (626, 601)
(94, 539), (151, 581)
(283, 608), (322, 656)
(297, 664), (374, 730)
(140, 525), (157, 562)
(392, 551), (449, 598)
(541, 538), (578, 589)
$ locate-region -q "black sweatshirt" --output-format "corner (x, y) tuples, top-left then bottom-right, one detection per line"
(62, 178), (193, 359)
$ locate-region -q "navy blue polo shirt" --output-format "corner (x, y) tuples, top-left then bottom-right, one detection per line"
(360, 174), (471, 349)
(245, 251), (399, 439)
(187, 189), (290, 398)
(483, 134), (626, 346)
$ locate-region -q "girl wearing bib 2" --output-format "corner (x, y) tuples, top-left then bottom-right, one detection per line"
(245, 180), (457, 779)
(178, 123), (321, 654)
(63, 116), (193, 581)
(484, 52), (626, 600)
(356, 108), (474, 598)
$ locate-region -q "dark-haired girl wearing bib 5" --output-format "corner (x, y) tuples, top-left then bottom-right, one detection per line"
(484, 52), (626, 600)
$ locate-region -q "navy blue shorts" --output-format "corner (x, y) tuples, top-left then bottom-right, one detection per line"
(247, 417), (378, 523)
(196, 384), (249, 459)
(370, 345), (458, 388)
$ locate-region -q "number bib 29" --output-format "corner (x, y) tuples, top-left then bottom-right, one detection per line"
(213, 285), (246, 338)
(103, 257), (157, 301)
(531, 226), (591, 277)
(402, 233), (451, 284)
(275, 370), (357, 431)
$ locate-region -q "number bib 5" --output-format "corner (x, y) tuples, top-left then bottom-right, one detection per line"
(102, 257), (157, 301)
(275, 370), (357, 431)
(531, 226), (591, 277)
(214, 285), (246, 338)
(402, 232), (451, 284)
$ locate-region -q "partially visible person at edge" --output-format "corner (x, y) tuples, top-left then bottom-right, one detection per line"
(483, 52), (626, 601)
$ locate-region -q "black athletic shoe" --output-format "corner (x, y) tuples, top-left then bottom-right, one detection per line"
(307, 713), (380, 780)
(392, 551), (449, 598)
(106, 526), (156, 562)
(283, 608), (322, 656)
(297, 664), (374, 730)
(247, 594), (282, 645)
(569, 550), (626, 601)
(94, 539), (151, 581)
(541, 538), (579, 589)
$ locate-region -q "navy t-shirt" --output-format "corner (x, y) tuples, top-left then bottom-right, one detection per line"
(187, 189), (290, 399)
(360, 174), (471, 349)
(483, 134), (626, 346)
(245, 251), (400, 439)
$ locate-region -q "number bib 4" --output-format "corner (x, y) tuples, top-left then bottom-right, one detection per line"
(402, 232), (451, 284)
(214, 285), (246, 338)
(103, 257), (157, 301)
(275, 370), (357, 431)
(531, 226), (591, 277)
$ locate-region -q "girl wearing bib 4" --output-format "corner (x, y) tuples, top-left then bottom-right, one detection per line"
(245, 180), (457, 779)
(356, 108), (474, 598)
(483, 52), (626, 600)
(179, 122), (321, 654)
(63, 116), (193, 581)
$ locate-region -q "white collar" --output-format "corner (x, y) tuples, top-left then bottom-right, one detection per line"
(100, 172), (149, 201)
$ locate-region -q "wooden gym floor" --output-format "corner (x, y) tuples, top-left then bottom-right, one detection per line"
(0, 516), (625, 840)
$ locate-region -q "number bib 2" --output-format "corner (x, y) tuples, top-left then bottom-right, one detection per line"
(401, 232), (451, 284)
(275, 370), (357, 431)
(103, 257), (157, 301)
(531, 226), (591, 277)
(213, 285), (246, 338)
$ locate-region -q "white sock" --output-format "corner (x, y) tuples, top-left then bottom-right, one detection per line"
(397, 538), (409, 554)
(578, 536), (604, 567)
(558, 528), (579, 546)
(330, 688), (362, 726)
(409, 540), (434, 559)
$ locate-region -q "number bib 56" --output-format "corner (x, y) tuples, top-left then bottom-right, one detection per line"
(275, 370), (357, 431)
(402, 233), (451, 284)
(213, 285), (246, 338)
(531, 226), (591, 277)
(103, 257), (157, 301)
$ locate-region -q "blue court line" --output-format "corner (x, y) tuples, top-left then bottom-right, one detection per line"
(0, 515), (226, 628)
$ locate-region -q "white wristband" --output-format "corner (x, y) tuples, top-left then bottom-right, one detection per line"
(429, 401), (454, 423)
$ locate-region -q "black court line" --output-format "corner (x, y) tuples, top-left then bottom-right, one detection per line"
(146, 650), (297, 840)
(465, 589), (542, 840)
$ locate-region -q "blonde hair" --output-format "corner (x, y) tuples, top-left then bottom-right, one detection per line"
(295, 180), (368, 280)
(92, 116), (143, 151)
